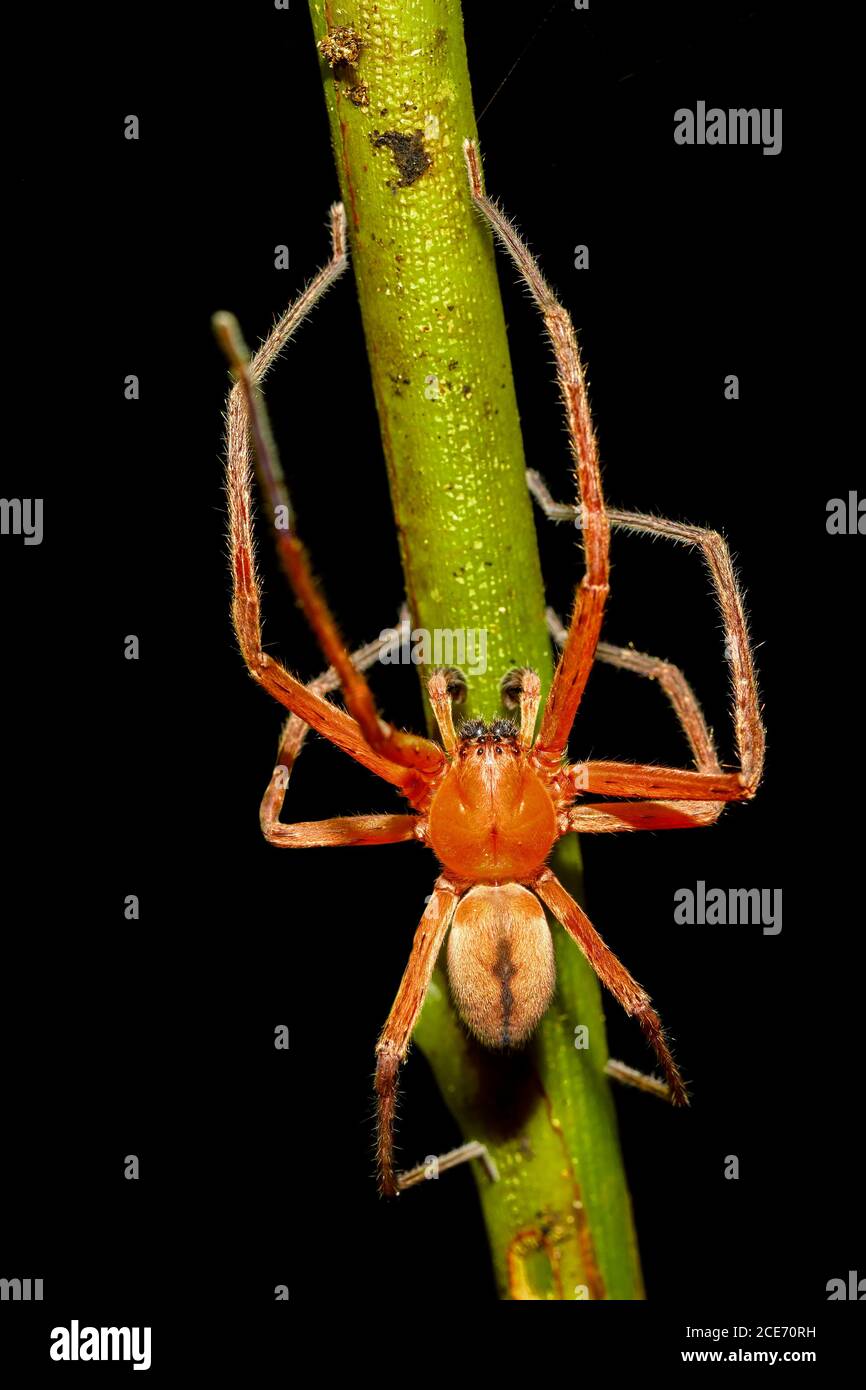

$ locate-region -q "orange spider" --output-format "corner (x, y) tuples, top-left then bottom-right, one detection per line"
(215, 140), (765, 1197)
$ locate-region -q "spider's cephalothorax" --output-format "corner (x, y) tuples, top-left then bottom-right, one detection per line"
(430, 718), (567, 1047)
(426, 711), (558, 884)
(440, 719), (558, 1046)
(218, 139), (765, 1196)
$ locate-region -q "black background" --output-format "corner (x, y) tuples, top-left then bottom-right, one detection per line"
(3, 0), (861, 1371)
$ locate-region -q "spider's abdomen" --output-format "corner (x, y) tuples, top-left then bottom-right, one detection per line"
(427, 733), (557, 882)
(447, 884), (555, 1048)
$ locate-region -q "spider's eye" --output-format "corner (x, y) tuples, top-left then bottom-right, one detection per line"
(488, 718), (518, 742)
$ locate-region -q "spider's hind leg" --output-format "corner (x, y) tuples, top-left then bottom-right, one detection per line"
(533, 868), (689, 1106)
(604, 1058), (673, 1102)
(375, 880), (461, 1196)
(396, 1140), (499, 1192)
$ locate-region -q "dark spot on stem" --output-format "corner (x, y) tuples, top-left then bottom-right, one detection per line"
(370, 129), (432, 188)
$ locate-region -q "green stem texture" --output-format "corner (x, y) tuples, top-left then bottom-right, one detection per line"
(309, 0), (644, 1300)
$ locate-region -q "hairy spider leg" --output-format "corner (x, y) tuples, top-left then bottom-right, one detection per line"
(216, 203), (444, 781)
(546, 607), (721, 774)
(532, 869), (689, 1105)
(375, 879), (461, 1197)
(546, 611), (738, 831)
(528, 471), (764, 805)
(260, 616), (420, 848)
(464, 138), (609, 769)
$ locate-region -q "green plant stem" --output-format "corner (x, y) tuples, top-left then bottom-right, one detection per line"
(309, 0), (643, 1299)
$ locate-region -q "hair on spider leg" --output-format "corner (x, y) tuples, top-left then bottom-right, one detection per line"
(217, 142), (765, 1197)
(396, 1140), (500, 1193)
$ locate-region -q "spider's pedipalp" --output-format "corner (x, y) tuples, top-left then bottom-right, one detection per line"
(441, 666), (468, 704)
(499, 667), (541, 748)
(427, 668), (468, 755)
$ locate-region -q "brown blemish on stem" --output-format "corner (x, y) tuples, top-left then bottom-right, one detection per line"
(537, 1080), (606, 1301)
(337, 119), (362, 232)
(317, 25), (362, 67)
(506, 1226), (565, 1301)
(370, 129), (432, 188)
(320, 16), (367, 119)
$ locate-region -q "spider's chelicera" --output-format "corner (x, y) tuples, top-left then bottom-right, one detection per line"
(215, 139), (765, 1197)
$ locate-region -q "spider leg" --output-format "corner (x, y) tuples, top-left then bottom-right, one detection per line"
(396, 1140), (499, 1192)
(261, 810), (419, 849)
(532, 868), (688, 1105)
(530, 472), (765, 797)
(570, 762), (746, 800)
(224, 444), (424, 793)
(216, 206), (444, 781)
(566, 800), (726, 833)
(463, 141), (609, 770)
(265, 616), (400, 758)
(259, 614), (425, 845)
(546, 607), (720, 773)
(375, 878), (461, 1196)
(602, 505), (763, 791)
(604, 1059), (671, 1101)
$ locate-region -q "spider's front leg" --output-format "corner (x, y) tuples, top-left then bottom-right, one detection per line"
(215, 205), (444, 790)
(464, 140), (610, 771)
